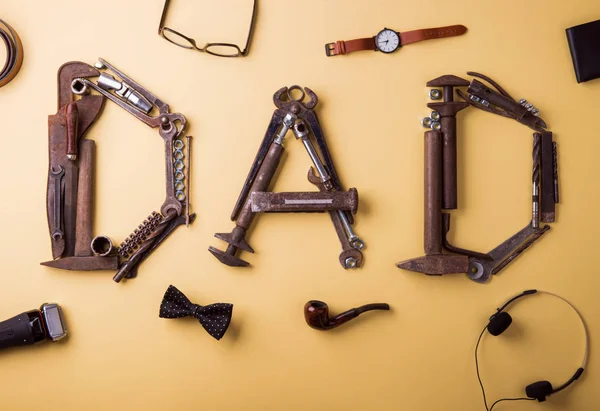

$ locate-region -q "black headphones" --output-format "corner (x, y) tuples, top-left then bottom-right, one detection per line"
(476, 290), (589, 410)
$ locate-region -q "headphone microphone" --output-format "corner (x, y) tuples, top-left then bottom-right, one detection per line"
(475, 290), (589, 410)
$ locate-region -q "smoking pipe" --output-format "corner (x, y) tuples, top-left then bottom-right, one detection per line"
(304, 300), (390, 330)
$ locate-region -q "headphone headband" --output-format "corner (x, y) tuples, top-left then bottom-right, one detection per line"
(478, 289), (589, 408)
(491, 289), (589, 370)
(492, 289), (538, 316)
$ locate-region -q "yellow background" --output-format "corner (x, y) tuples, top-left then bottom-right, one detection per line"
(0, 0), (598, 410)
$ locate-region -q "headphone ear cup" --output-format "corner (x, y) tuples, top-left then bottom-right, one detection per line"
(526, 380), (553, 402)
(487, 312), (512, 336)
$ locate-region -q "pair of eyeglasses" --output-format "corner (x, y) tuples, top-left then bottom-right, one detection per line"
(158, 0), (257, 57)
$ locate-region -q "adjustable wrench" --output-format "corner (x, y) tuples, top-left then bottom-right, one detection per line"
(308, 168), (363, 268)
(293, 121), (364, 250)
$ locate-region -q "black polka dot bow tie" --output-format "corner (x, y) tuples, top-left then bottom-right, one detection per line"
(159, 285), (233, 340)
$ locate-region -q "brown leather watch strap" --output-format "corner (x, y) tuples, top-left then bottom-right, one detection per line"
(399, 24), (467, 46)
(0, 19), (23, 87)
(325, 37), (375, 56)
(325, 24), (467, 56)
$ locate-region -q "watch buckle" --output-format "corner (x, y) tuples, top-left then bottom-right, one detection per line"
(325, 42), (337, 56)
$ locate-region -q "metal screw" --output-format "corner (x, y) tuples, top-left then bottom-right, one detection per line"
(94, 61), (106, 70)
(532, 108), (540, 116)
(429, 89), (442, 100)
(161, 116), (169, 125)
(430, 121), (441, 131)
(430, 111), (441, 121)
(525, 103), (534, 111)
(519, 99), (527, 105)
(344, 257), (357, 269)
(421, 117), (432, 128)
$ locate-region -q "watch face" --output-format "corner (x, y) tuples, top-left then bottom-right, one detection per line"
(375, 28), (400, 53)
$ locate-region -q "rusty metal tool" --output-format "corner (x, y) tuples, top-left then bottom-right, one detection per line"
(209, 112), (293, 267)
(49, 165), (65, 257)
(42, 58), (192, 281)
(398, 73), (559, 283)
(307, 168), (363, 268)
(292, 120), (364, 251)
(426, 75), (470, 210)
(457, 71), (548, 132)
(250, 189), (358, 213)
(185, 135), (192, 227)
(209, 86), (363, 268)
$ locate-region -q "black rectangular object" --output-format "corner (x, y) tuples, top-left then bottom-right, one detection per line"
(566, 19), (600, 83)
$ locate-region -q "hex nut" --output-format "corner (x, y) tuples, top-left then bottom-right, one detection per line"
(421, 117), (432, 128)
(430, 121), (441, 131)
(429, 89), (442, 100)
(430, 111), (441, 121)
(173, 140), (184, 150)
(344, 257), (357, 269)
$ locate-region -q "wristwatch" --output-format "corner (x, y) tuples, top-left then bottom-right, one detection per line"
(325, 25), (467, 56)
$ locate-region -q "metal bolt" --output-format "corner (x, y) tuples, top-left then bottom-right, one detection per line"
(519, 99), (527, 105)
(94, 61), (106, 70)
(421, 117), (432, 128)
(429, 89), (442, 100)
(532, 108), (540, 116)
(525, 103), (534, 111)
(344, 257), (357, 269)
(430, 121), (441, 131)
(161, 116), (169, 125)
(430, 111), (441, 121)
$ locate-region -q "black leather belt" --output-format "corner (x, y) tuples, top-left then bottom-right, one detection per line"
(0, 19), (23, 88)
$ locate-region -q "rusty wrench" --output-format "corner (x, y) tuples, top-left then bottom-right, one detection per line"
(308, 168), (363, 268)
(293, 121), (364, 250)
(50, 166), (65, 242)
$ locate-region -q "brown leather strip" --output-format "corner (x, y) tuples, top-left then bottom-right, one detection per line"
(331, 37), (376, 56)
(0, 19), (23, 88)
(399, 24), (467, 46)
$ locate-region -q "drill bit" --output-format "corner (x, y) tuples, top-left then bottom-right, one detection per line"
(553, 142), (559, 204)
(532, 133), (541, 228)
(186, 136), (192, 227)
